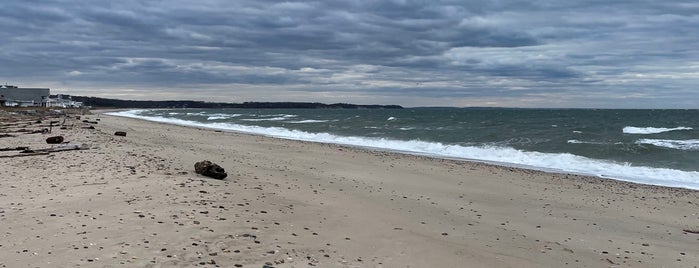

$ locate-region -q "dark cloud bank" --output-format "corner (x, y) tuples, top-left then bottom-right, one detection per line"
(1, 0), (697, 108)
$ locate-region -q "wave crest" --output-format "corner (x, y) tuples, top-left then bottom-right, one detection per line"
(636, 139), (699, 151)
(623, 126), (692, 134)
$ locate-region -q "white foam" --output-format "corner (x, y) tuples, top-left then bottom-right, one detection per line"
(205, 113), (241, 120)
(287, 120), (330, 124)
(567, 140), (611, 145)
(108, 110), (699, 190)
(241, 117), (289, 122)
(259, 114), (297, 118)
(207, 116), (228, 120)
(387, 117), (397, 121)
(636, 139), (699, 151)
(623, 126), (692, 134)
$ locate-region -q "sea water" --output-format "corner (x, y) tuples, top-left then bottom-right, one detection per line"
(108, 108), (699, 189)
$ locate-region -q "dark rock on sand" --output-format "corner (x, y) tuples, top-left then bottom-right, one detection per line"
(46, 136), (64, 144)
(114, 131), (127, 136)
(194, 160), (228, 180)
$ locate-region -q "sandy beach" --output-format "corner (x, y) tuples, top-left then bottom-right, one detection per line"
(1, 109), (698, 268)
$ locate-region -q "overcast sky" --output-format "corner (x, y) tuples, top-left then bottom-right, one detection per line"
(1, 0), (697, 108)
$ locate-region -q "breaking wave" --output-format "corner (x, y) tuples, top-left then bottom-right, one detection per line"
(241, 117), (289, 122)
(287, 120), (330, 124)
(636, 139), (699, 151)
(623, 126), (692, 134)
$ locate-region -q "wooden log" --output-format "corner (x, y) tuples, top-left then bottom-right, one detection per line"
(0, 146), (29, 151)
(0, 152), (50, 158)
(21, 143), (90, 153)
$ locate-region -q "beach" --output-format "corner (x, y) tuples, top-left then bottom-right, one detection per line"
(1, 110), (698, 268)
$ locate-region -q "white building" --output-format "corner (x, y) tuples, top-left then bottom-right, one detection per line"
(45, 94), (83, 108)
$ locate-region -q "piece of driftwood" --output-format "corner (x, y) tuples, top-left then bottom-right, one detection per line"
(29, 129), (49, 134)
(0, 152), (50, 158)
(0, 146), (29, 151)
(21, 143), (90, 153)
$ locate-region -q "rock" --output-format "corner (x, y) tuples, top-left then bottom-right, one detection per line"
(46, 136), (64, 144)
(114, 131), (127, 136)
(194, 160), (228, 179)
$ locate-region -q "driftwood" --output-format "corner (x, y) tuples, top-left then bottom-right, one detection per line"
(0, 152), (50, 158)
(0, 146), (29, 151)
(29, 129), (50, 134)
(21, 143), (90, 153)
(0, 144), (89, 158)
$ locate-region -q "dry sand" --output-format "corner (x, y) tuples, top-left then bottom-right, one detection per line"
(1, 110), (698, 267)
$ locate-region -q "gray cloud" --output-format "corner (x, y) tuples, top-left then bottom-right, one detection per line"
(0, 0), (697, 108)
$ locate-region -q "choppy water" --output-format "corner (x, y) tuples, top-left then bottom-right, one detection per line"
(108, 108), (699, 189)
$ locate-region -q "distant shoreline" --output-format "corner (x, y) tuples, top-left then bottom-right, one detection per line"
(71, 96), (403, 109)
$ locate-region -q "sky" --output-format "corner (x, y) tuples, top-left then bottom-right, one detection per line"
(1, 0), (698, 108)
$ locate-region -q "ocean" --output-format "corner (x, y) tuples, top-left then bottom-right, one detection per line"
(108, 108), (699, 190)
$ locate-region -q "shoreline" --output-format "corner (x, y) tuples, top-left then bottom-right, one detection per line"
(104, 109), (699, 192)
(2, 111), (698, 267)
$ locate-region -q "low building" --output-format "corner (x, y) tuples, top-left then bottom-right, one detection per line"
(0, 85), (50, 107)
(45, 94), (83, 108)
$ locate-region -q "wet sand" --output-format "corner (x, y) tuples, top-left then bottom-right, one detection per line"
(1, 110), (698, 267)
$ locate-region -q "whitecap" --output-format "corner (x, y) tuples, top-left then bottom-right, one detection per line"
(567, 140), (611, 145)
(241, 117), (288, 122)
(287, 120), (329, 124)
(636, 139), (699, 151)
(207, 116), (229, 120)
(623, 126), (692, 134)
